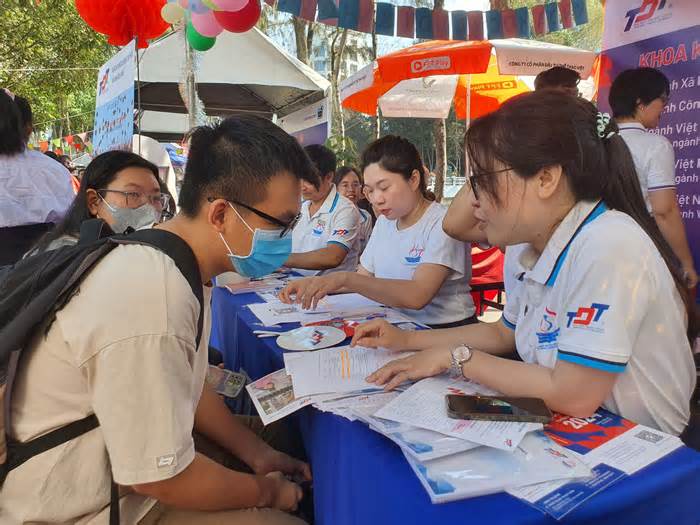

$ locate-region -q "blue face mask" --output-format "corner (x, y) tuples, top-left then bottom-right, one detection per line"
(219, 203), (292, 279)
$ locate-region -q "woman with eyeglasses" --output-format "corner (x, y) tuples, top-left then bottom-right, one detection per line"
(349, 92), (697, 436)
(334, 165), (374, 255)
(30, 150), (170, 254)
(280, 136), (476, 329)
(610, 67), (697, 288)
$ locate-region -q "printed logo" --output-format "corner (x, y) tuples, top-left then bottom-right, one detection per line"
(404, 245), (425, 264)
(566, 303), (610, 332)
(624, 0), (667, 32)
(312, 219), (326, 236)
(536, 307), (560, 350)
(410, 56), (451, 74)
(156, 454), (176, 468)
(98, 69), (110, 95)
(332, 229), (349, 236)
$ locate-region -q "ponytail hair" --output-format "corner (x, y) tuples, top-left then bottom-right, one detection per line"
(361, 135), (435, 201)
(466, 91), (698, 342)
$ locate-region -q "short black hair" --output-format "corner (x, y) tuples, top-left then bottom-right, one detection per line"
(608, 67), (670, 119)
(44, 151), (59, 161)
(334, 165), (362, 186)
(534, 66), (581, 90)
(0, 90), (24, 155)
(14, 96), (32, 128)
(304, 144), (336, 180)
(178, 115), (319, 216)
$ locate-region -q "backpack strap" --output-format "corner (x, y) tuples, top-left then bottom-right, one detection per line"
(78, 218), (114, 245)
(114, 229), (205, 349)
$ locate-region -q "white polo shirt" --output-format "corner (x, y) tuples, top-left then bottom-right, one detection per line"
(291, 184), (361, 276)
(501, 199), (695, 435)
(619, 122), (676, 213)
(357, 208), (374, 255)
(360, 201), (474, 326)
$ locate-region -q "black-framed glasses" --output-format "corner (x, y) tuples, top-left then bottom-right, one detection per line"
(98, 189), (171, 211)
(468, 167), (511, 201)
(208, 197), (300, 238)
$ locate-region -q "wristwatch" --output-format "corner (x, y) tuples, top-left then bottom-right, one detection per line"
(450, 344), (473, 378)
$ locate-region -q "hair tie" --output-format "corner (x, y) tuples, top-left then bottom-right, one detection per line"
(2, 88), (15, 100)
(596, 112), (616, 140)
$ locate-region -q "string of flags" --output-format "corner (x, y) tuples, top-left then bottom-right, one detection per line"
(27, 131), (93, 155)
(268, 0), (588, 40)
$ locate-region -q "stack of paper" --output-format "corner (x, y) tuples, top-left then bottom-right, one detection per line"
(507, 409), (684, 519)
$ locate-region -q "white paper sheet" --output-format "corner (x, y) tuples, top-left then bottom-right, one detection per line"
(374, 376), (541, 452)
(405, 431), (591, 504)
(284, 345), (403, 397)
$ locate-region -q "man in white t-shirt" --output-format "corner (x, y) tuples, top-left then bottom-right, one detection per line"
(1, 116), (314, 524)
(287, 145), (361, 276)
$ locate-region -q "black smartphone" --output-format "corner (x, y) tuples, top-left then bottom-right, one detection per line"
(445, 394), (553, 424)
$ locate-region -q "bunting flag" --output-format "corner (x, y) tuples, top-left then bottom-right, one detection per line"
(515, 6), (530, 38)
(264, 0), (276, 7)
(318, 0), (338, 25)
(432, 9), (449, 40)
(451, 10), (467, 41)
(357, 0), (373, 33)
(396, 6), (415, 38)
(339, 0), (359, 29)
(501, 9), (518, 38)
(572, 0), (588, 25)
(485, 10), (502, 39)
(268, 0), (587, 42)
(559, 0), (573, 29)
(467, 10), (484, 40)
(300, 0), (317, 21)
(415, 7), (433, 39)
(545, 2), (560, 33)
(532, 4), (546, 34)
(375, 2), (394, 35)
(39, 141), (49, 152)
(278, 0), (298, 12)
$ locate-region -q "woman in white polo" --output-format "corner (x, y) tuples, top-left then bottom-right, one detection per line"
(280, 136), (475, 328)
(351, 92), (697, 436)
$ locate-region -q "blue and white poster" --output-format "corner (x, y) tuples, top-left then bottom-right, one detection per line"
(93, 40), (136, 155)
(597, 0), (700, 272)
(278, 98), (330, 146)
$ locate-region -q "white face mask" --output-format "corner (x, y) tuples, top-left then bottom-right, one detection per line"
(100, 196), (160, 233)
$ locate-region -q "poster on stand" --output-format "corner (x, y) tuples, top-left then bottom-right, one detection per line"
(278, 97), (330, 146)
(93, 40), (136, 155)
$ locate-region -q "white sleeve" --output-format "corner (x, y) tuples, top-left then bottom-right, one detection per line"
(647, 138), (676, 191)
(555, 234), (653, 373)
(327, 206), (359, 250)
(359, 220), (380, 273)
(502, 271), (522, 330)
(421, 220), (467, 276)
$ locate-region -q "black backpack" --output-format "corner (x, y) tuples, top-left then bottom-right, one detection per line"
(0, 219), (204, 524)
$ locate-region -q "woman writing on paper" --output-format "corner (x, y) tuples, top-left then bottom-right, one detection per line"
(351, 92), (696, 436)
(279, 136), (476, 328)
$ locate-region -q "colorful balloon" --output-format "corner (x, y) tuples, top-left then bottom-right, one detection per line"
(212, 0), (249, 10)
(213, 0), (261, 33)
(161, 2), (185, 23)
(191, 9), (224, 36)
(202, 0), (220, 9)
(186, 20), (217, 50)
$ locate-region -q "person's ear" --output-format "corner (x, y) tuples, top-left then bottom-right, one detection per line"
(409, 169), (421, 192)
(207, 198), (231, 233)
(533, 165), (563, 200)
(86, 189), (101, 216)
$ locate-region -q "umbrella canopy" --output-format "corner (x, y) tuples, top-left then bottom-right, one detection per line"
(341, 39), (596, 120)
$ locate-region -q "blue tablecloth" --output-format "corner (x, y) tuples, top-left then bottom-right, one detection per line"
(210, 287), (700, 525)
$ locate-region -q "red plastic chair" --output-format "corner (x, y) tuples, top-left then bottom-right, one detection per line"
(469, 244), (505, 316)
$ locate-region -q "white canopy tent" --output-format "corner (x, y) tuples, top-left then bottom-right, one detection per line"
(136, 27), (330, 141)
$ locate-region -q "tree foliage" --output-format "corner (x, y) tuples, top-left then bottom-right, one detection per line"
(0, 0), (113, 139)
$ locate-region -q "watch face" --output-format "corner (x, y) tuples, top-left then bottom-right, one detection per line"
(454, 345), (471, 362)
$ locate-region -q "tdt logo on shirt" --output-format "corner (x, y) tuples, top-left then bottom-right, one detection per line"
(332, 229), (349, 236)
(312, 219), (326, 236)
(404, 245), (425, 265)
(536, 307), (560, 351)
(566, 303), (610, 332)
